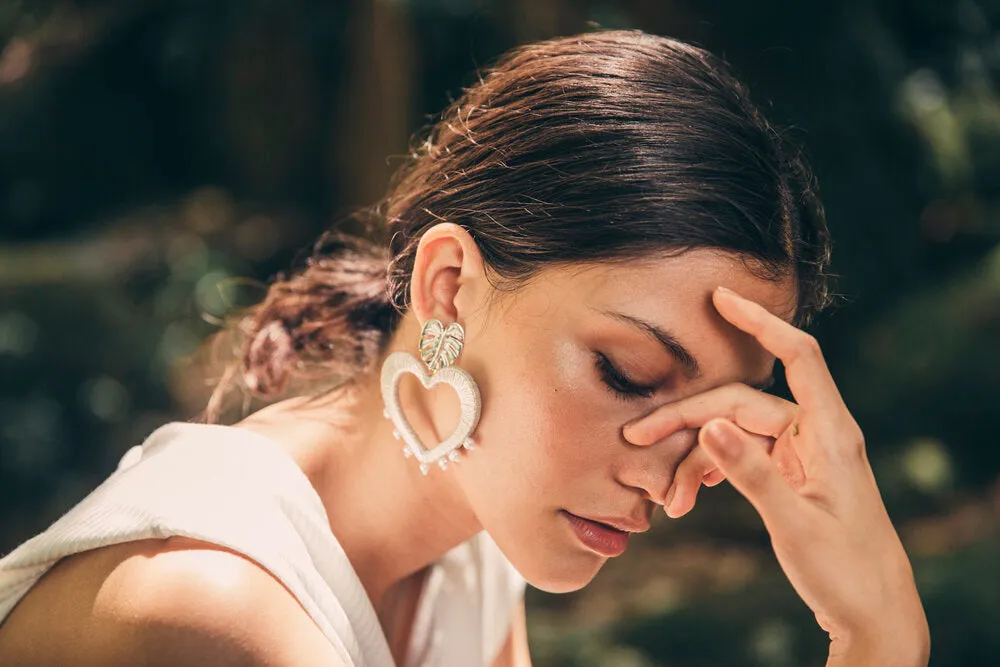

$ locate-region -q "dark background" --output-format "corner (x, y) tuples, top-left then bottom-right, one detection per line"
(1, 1), (998, 665)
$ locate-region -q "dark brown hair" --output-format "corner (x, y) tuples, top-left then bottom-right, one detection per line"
(206, 29), (831, 420)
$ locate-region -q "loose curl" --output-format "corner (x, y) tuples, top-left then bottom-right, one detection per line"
(205, 29), (832, 422)
(205, 232), (398, 420)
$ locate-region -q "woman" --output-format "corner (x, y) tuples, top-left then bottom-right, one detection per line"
(0, 29), (929, 667)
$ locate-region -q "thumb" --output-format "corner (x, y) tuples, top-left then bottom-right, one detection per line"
(699, 418), (800, 527)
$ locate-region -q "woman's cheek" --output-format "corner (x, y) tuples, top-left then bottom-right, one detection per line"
(536, 388), (613, 481)
(481, 335), (606, 475)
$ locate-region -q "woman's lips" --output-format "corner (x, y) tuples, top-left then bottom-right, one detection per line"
(561, 510), (630, 557)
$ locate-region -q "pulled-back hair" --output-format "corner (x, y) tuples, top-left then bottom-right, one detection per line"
(206, 29), (831, 421)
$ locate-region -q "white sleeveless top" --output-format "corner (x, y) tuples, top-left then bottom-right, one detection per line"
(0, 422), (526, 667)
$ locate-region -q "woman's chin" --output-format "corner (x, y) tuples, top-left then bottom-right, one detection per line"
(518, 551), (607, 594)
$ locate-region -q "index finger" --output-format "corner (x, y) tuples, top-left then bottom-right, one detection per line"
(713, 287), (845, 413)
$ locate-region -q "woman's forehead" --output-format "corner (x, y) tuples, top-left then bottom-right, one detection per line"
(537, 250), (798, 322)
(501, 255), (783, 388)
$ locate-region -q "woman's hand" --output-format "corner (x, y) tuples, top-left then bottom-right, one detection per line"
(622, 287), (930, 667)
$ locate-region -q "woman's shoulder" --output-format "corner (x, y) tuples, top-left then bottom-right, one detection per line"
(0, 537), (346, 667)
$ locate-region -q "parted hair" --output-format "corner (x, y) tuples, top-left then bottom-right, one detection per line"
(205, 29), (832, 421)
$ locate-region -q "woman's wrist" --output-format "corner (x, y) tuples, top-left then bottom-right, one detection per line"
(829, 554), (929, 667)
(827, 638), (929, 667)
(827, 613), (930, 667)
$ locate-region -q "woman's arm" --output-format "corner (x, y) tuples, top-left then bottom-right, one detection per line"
(491, 599), (533, 667)
(53, 538), (349, 667)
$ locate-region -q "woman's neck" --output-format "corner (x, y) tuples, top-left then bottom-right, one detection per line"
(234, 356), (482, 607)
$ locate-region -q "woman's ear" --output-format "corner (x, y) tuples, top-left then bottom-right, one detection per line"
(409, 222), (487, 325)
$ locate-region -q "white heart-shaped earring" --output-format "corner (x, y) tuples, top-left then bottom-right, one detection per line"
(380, 319), (481, 475)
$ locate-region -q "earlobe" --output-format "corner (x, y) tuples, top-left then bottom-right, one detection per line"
(408, 223), (485, 325)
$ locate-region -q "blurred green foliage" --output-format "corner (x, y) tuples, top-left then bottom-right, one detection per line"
(1, 1), (998, 665)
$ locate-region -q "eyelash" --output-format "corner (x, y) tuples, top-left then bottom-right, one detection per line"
(594, 352), (656, 401)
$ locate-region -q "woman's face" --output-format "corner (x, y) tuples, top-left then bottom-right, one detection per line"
(452, 250), (797, 593)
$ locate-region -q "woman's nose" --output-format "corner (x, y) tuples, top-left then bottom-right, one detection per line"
(615, 426), (699, 506)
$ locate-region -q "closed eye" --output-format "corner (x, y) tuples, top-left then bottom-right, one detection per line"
(594, 352), (656, 401)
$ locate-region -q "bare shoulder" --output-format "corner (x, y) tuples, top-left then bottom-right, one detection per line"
(0, 537), (347, 667)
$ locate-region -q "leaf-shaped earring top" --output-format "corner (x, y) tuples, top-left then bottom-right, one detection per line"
(419, 319), (465, 372)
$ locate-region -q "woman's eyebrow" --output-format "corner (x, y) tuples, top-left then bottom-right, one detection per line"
(598, 310), (701, 379)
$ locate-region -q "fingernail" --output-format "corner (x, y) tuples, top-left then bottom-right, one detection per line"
(664, 484), (677, 509)
(702, 420), (741, 458)
(666, 501), (681, 518)
(666, 484), (688, 518)
(716, 286), (742, 298)
(622, 423), (646, 445)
